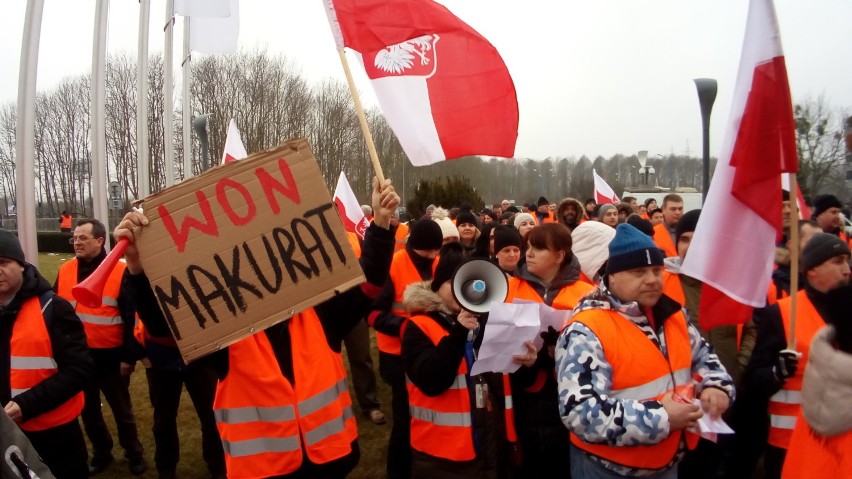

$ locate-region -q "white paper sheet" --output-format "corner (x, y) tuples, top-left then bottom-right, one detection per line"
(692, 399), (735, 442)
(511, 299), (573, 350)
(469, 301), (540, 376)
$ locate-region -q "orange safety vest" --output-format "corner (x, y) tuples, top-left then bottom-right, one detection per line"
(57, 258), (126, 349)
(662, 270), (685, 306)
(10, 295), (85, 432)
(406, 314), (475, 462)
(653, 223), (678, 258)
(534, 211), (557, 225)
(59, 215), (73, 229)
(782, 412), (852, 478)
(768, 291), (825, 449)
(346, 232), (362, 259)
(212, 308), (357, 479)
(382, 250), (436, 356)
(394, 222), (410, 253)
(569, 308), (699, 470)
(506, 276), (594, 311)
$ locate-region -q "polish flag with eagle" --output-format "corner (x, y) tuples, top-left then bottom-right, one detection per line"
(592, 169), (620, 205)
(333, 172), (369, 240)
(681, 0), (798, 330)
(323, 0), (519, 166)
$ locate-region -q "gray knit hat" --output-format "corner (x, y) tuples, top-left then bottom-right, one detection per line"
(0, 229), (25, 265)
(802, 233), (851, 271)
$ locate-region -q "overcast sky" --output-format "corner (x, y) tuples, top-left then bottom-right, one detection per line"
(1, 0), (850, 161)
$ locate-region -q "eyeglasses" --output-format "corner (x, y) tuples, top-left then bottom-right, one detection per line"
(69, 236), (93, 244)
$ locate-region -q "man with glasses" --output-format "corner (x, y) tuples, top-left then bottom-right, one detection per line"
(55, 219), (147, 476)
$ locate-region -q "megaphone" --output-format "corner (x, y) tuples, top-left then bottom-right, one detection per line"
(451, 259), (509, 314)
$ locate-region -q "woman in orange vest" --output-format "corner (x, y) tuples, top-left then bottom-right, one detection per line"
(117, 178), (401, 479)
(782, 323), (852, 477)
(401, 243), (536, 477)
(557, 224), (733, 478)
(504, 223), (595, 477)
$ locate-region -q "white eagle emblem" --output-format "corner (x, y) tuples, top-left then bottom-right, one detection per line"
(373, 34), (439, 75)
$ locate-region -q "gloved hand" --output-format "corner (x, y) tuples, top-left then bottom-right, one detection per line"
(772, 349), (800, 383)
(540, 326), (559, 348)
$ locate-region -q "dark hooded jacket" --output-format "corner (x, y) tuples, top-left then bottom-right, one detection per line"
(556, 197), (586, 231)
(401, 281), (508, 478)
(1, 264), (92, 422)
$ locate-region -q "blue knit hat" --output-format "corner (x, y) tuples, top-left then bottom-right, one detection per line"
(606, 223), (664, 275)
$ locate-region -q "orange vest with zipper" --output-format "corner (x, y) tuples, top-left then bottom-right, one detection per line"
(57, 258), (126, 349)
(10, 295), (85, 432)
(212, 308), (356, 479)
(382, 249), (436, 356)
(768, 291), (825, 449)
(506, 276), (594, 311)
(569, 308), (699, 470)
(406, 314), (475, 461)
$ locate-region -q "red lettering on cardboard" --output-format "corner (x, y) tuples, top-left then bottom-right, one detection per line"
(216, 178), (257, 227)
(159, 191), (220, 253)
(256, 158), (300, 214)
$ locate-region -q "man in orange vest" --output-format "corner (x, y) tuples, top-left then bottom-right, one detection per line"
(59, 210), (73, 233)
(116, 178), (401, 478)
(556, 223), (734, 478)
(811, 194), (852, 245)
(534, 196), (556, 224)
(745, 232), (850, 479)
(0, 228), (93, 478)
(369, 218), (443, 479)
(653, 194), (684, 258)
(55, 218), (147, 476)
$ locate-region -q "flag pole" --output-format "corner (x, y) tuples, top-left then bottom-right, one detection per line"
(137, 0), (151, 199)
(163, 0), (175, 187)
(787, 172), (800, 350)
(182, 16), (192, 180)
(337, 49), (385, 184)
(90, 0), (110, 241)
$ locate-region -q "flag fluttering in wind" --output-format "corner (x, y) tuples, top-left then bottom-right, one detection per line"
(592, 169), (620, 205)
(323, 0), (518, 166)
(333, 172), (370, 239)
(174, 0), (230, 17)
(221, 119), (247, 164)
(681, 0), (798, 330)
(182, 0), (239, 55)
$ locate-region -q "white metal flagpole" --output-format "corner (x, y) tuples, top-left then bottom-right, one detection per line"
(164, 0), (175, 187)
(90, 0), (110, 236)
(137, 0), (151, 198)
(15, 0), (45, 267)
(182, 16), (192, 180)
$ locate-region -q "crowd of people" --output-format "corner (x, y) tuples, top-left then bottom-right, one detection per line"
(2, 180), (851, 479)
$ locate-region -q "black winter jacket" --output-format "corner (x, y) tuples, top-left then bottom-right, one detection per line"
(1, 264), (92, 422)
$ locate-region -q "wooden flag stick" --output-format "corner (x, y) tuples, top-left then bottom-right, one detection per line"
(338, 49), (386, 184)
(787, 172), (800, 350)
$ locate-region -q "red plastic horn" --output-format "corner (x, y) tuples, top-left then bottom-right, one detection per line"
(71, 238), (129, 308)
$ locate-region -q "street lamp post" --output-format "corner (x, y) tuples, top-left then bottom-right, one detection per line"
(694, 78), (717, 203)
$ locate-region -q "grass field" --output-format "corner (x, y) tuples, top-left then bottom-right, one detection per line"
(38, 253), (391, 479)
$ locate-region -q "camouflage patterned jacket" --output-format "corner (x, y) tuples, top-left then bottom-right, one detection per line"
(555, 286), (734, 477)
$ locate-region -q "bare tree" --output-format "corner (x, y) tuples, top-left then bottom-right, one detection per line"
(794, 96), (847, 198)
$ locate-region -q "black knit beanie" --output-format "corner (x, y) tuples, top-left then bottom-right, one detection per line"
(431, 242), (466, 292)
(812, 194), (843, 218)
(801, 233), (851, 271)
(407, 219), (443, 251)
(626, 215), (655, 238)
(456, 210), (479, 228)
(0, 229), (25, 265)
(675, 209), (701, 245)
(493, 225), (522, 254)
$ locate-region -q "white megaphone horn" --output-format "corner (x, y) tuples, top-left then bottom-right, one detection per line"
(451, 259), (509, 314)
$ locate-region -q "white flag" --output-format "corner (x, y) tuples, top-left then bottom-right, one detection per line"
(592, 169), (620, 204)
(333, 172), (369, 239)
(190, 0), (239, 55)
(221, 119), (247, 164)
(174, 0), (230, 17)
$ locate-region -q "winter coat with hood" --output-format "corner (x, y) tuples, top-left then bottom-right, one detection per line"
(782, 325), (852, 477)
(401, 281), (507, 479)
(505, 257), (594, 466)
(556, 197), (586, 231)
(1, 264), (92, 423)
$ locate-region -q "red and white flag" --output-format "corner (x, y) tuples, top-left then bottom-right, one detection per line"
(333, 172), (370, 240)
(592, 169), (620, 205)
(323, 0), (518, 166)
(781, 174), (811, 220)
(681, 0), (798, 330)
(221, 118), (247, 164)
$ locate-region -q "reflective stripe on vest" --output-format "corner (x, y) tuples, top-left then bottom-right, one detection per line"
(213, 309), (356, 478)
(56, 258), (126, 348)
(10, 295), (85, 431)
(768, 291), (824, 450)
(406, 314), (476, 462)
(570, 308), (698, 470)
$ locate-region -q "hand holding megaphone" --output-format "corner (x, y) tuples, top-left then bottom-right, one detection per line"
(451, 259), (509, 314)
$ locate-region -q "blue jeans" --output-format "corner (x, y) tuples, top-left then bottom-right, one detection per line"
(569, 444), (678, 479)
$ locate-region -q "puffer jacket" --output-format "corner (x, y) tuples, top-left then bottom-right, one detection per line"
(401, 282), (508, 479)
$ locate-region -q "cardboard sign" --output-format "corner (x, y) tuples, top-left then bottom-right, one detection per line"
(136, 139), (364, 362)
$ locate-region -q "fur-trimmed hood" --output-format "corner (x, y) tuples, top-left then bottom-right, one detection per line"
(801, 326), (852, 436)
(403, 281), (455, 316)
(556, 197), (586, 227)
